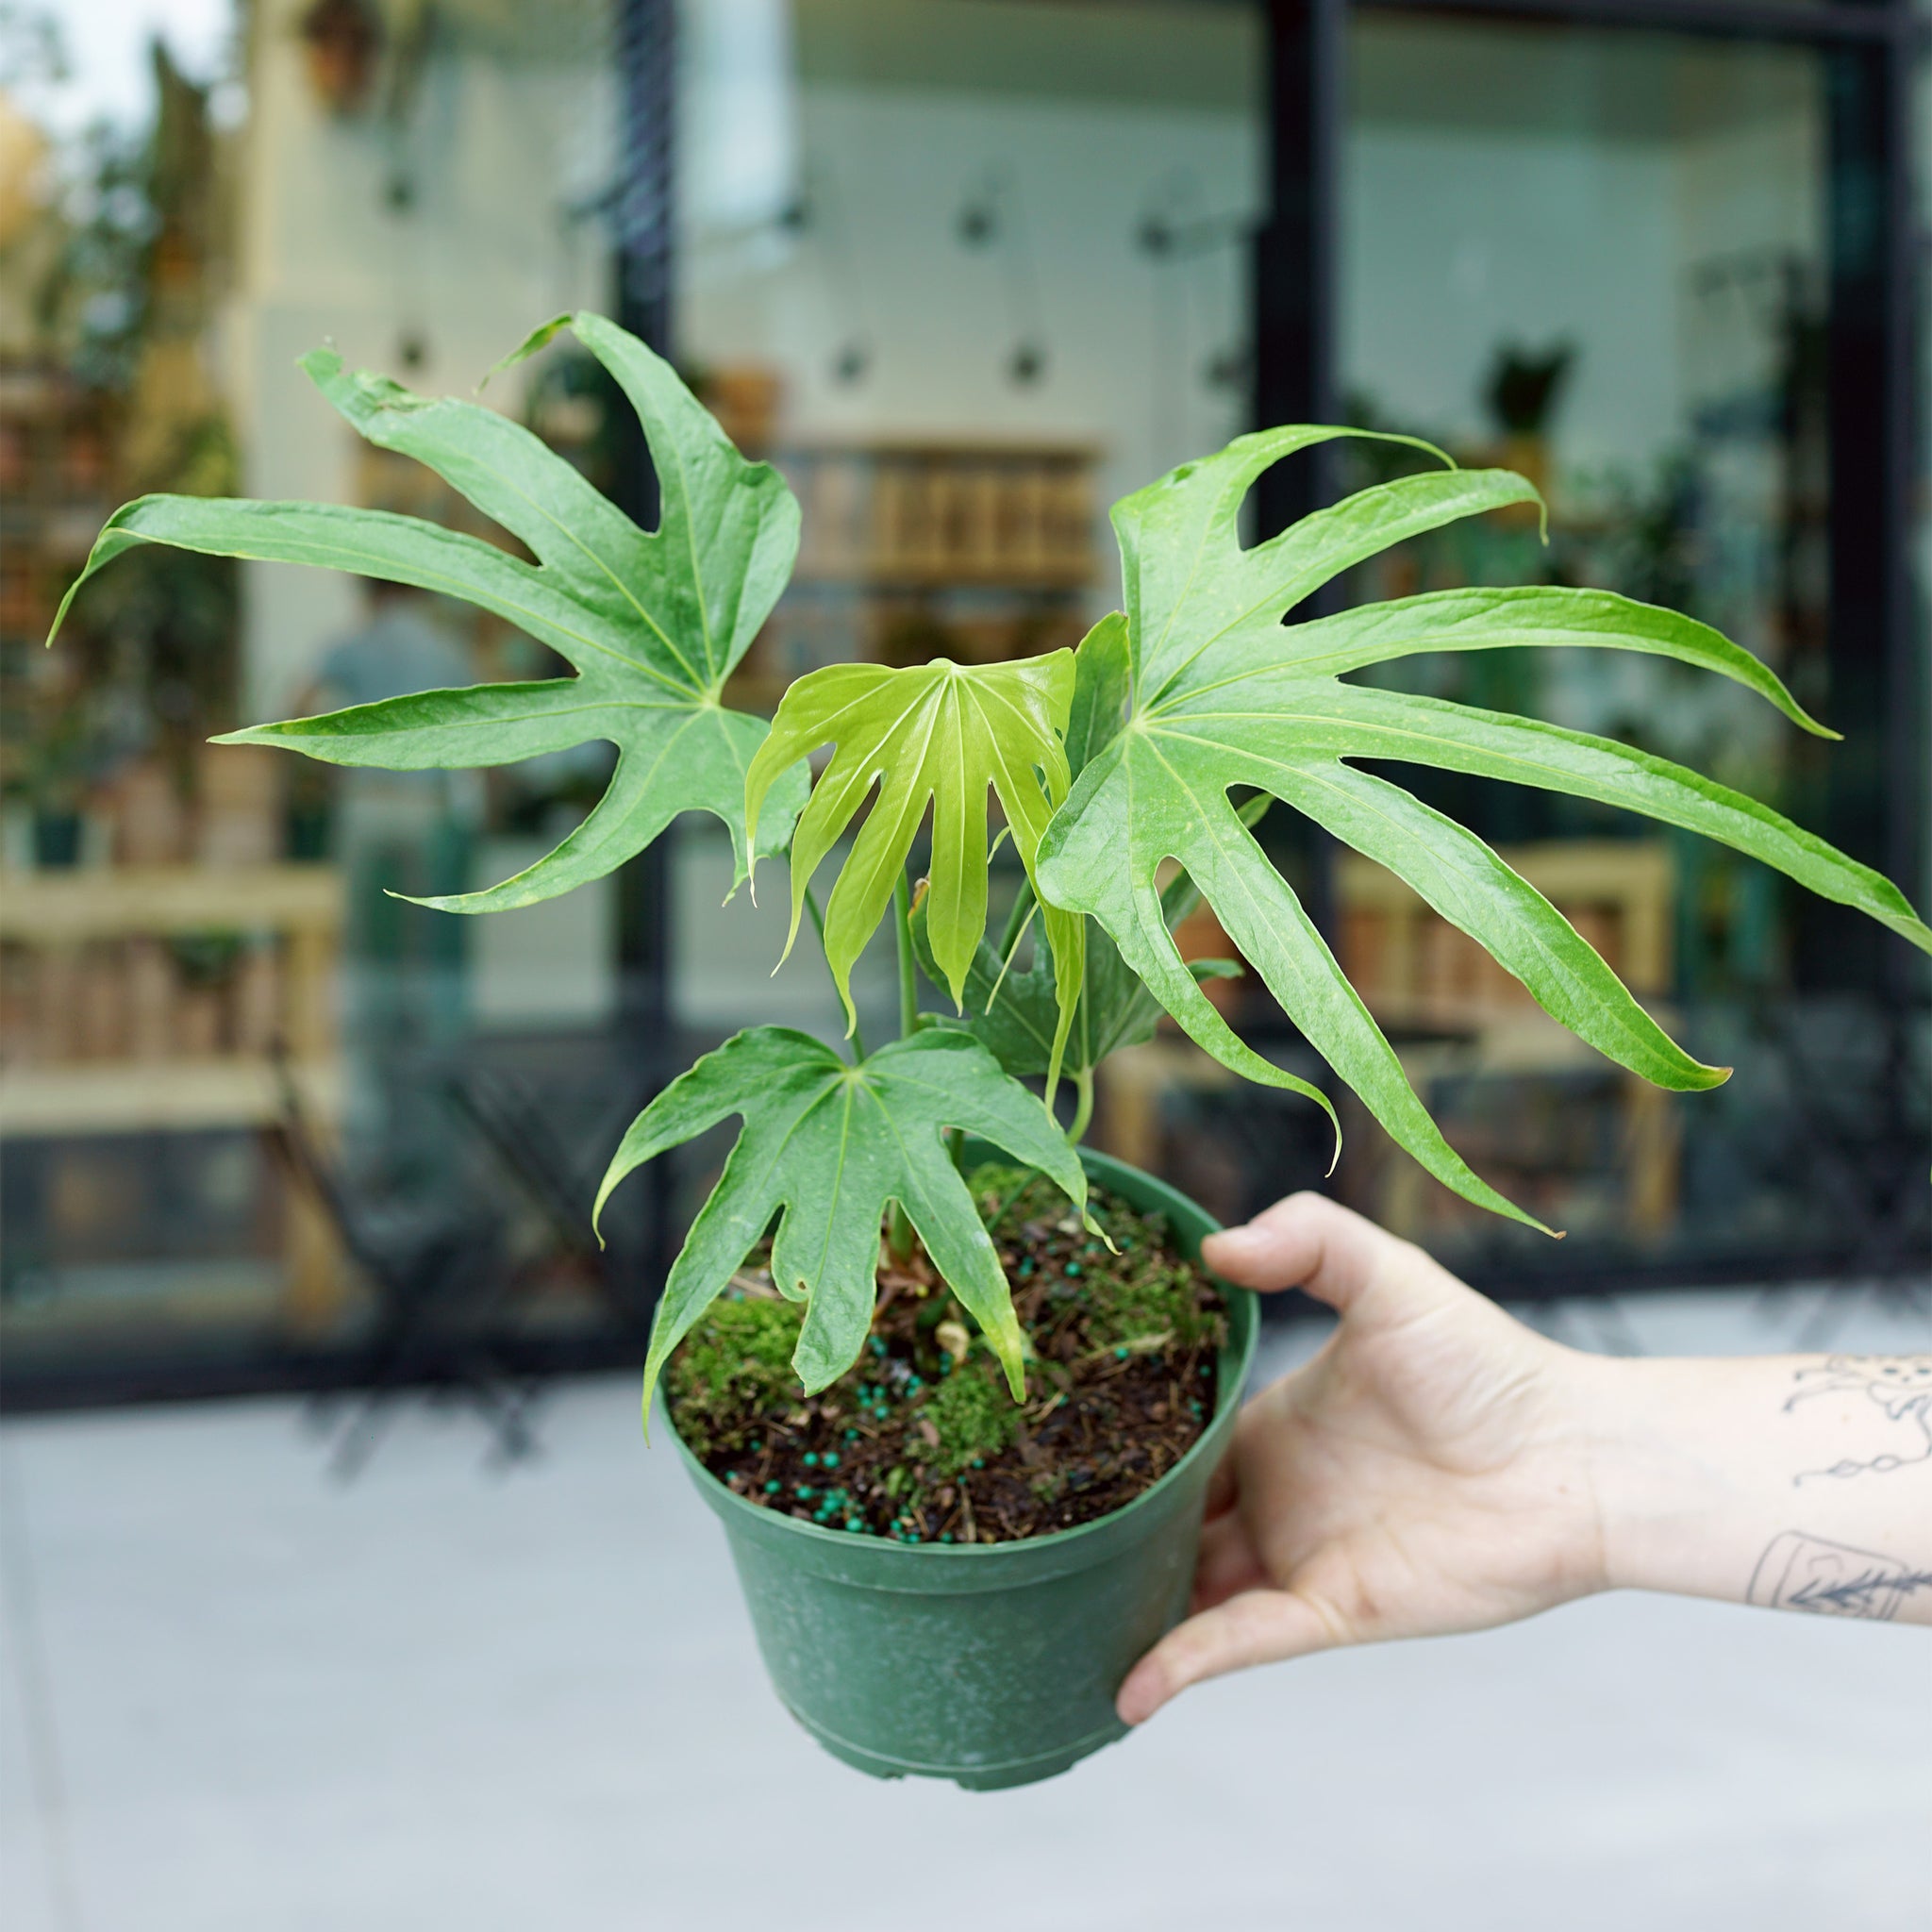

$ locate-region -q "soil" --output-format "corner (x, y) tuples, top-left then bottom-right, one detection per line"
(665, 1165), (1227, 1545)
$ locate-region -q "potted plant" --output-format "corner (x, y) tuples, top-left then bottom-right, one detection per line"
(52, 313), (1931, 1787)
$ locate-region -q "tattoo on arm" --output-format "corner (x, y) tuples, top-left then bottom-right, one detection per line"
(1784, 1355), (1932, 1485)
(1746, 1531), (1932, 1622)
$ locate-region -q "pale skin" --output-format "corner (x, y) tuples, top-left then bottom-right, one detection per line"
(1117, 1192), (1932, 1726)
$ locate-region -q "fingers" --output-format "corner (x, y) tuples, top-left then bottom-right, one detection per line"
(1191, 1510), (1266, 1611)
(1202, 1446), (1239, 1522)
(1116, 1588), (1339, 1724)
(1202, 1191), (1463, 1322)
(1201, 1191), (1390, 1301)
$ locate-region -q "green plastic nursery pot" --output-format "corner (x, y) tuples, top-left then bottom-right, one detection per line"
(665, 1146), (1258, 1790)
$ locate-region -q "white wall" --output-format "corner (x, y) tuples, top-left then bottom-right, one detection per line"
(1340, 24), (1823, 488)
(679, 75), (1262, 608)
(1341, 125), (1681, 471)
(230, 0), (615, 717)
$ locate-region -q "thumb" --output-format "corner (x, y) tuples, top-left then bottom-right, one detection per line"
(1116, 1588), (1338, 1724)
(1202, 1191), (1462, 1324)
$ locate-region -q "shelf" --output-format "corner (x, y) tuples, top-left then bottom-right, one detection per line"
(0, 1057), (341, 1138)
(788, 564), (1093, 592)
(0, 863), (343, 941)
(779, 433), (1101, 461)
(780, 440), (1098, 604)
(1, 862), (345, 1075)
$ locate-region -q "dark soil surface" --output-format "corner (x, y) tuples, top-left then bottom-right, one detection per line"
(665, 1166), (1227, 1544)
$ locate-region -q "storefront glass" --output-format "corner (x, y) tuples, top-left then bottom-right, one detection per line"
(1, 1), (1921, 1398)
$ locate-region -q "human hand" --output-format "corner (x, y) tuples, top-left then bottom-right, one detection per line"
(1118, 1192), (1609, 1724)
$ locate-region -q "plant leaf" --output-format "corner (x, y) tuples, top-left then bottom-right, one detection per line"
(1260, 758), (1724, 1091)
(1064, 611), (1133, 776)
(49, 313), (807, 909)
(909, 795), (1270, 1082)
(744, 655), (1086, 1092)
(1201, 582), (1837, 739)
(1188, 680), (1932, 960)
(1036, 430), (1932, 1226)
(1114, 425), (1533, 706)
(593, 1026), (1090, 1413)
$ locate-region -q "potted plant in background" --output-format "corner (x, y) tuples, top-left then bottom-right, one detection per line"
(52, 313), (1932, 1788)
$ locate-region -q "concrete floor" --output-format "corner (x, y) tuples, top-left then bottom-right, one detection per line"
(4, 1283), (1928, 1932)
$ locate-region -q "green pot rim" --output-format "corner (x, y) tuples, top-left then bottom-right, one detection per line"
(661, 1144), (1257, 1576)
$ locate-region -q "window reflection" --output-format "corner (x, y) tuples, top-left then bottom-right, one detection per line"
(1, 0), (1921, 1395)
(1322, 18), (1848, 1272)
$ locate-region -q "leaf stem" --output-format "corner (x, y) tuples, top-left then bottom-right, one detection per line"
(888, 1201), (916, 1265)
(893, 870), (919, 1043)
(804, 885), (863, 1059)
(1068, 1066), (1095, 1145)
(889, 869), (920, 1262)
(998, 875), (1037, 956)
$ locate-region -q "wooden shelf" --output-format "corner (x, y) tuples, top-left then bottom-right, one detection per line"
(781, 440), (1098, 598)
(0, 1057), (341, 1138)
(0, 863), (346, 1139)
(0, 863), (343, 941)
(789, 561), (1094, 591)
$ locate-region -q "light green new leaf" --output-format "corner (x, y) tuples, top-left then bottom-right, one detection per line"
(49, 312), (807, 909)
(1036, 428), (1932, 1229)
(743, 655), (1086, 1092)
(594, 1026), (1091, 1415)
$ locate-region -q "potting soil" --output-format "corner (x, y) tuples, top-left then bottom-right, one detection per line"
(665, 1166), (1227, 1544)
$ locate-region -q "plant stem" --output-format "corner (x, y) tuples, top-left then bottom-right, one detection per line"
(888, 1202), (915, 1265)
(1068, 1066), (1094, 1145)
(889, 869), (919, 1261)
(998, 874), (1036, 956)
(804, 885), (863, 1059)
(892, 870), (919, 1042)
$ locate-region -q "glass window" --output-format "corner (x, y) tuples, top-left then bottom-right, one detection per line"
(673, 0), (1264, 1065)
(2, 0), (626, 1389)
(3, 0), (1272, 1393)
(3, 0), (1919, 1396)
(1317, 12), (1876, 1277)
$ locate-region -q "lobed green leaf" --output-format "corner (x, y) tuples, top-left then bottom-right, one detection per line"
(744, 655), (1087, 1094)
(1035, 427), (1932, 1229)
(594, 1026), (1091, 1417)
(1187, 583), (1833, 739)
(910, 794), (1270, 1083)
(1260, 758), (1727, 1092)
(52, 314), (808, 909)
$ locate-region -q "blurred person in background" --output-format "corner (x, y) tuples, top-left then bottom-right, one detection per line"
(298, 578), (480, 1185)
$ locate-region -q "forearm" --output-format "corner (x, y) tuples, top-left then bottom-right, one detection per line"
(1578, 1351), (1932, 1624)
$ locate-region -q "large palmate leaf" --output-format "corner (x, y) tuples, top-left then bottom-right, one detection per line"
(594, 1026), (1091, 1414)
(743, 655), (1086, 1090)
(1036, 428), (1932, 1228)
(49, 312), (807, 909)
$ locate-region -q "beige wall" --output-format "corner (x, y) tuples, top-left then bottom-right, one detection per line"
(228, 0), (615, 717)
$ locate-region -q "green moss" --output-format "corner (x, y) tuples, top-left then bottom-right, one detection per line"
(968, 1162), (1063, 1234)
(1082, 1257), (1218, 1352)
(922, 1357), (1020, 1475)
(968, 1160), (1219, 1354)
(666, 1294), (803, 1456)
